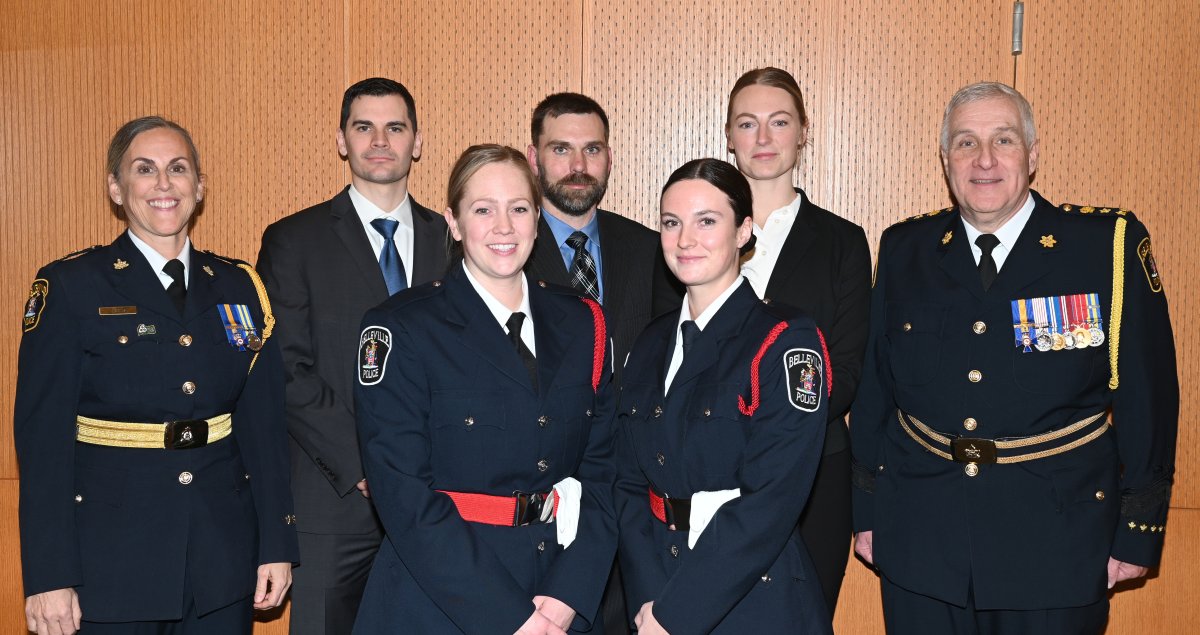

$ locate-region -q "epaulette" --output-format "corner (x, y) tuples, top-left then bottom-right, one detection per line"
(52, 245), (102, 264)
(535, 279), (586, 297)
(203, 249), (251, 267)
(758, 297), (806, 324)
(1058, 203), (1137, 220)
(895, 206), (953, 225)
(383, 279), (446, 309)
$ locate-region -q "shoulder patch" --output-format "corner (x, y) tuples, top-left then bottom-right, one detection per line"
(1060, 203), (1136, 219)
(1137, 237), (1163, 292)
(784, 348), (824, 412)
(22, 278), (49, 332)
(896, 207), (952, 225)
(358, 326), (393, 385)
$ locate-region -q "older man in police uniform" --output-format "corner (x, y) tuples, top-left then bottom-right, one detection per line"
(850, 81), (1178, 633)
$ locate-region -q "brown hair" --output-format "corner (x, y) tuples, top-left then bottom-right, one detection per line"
(725, 67), (809, 130)
(106, 116), (202, 181)
(445, 144), (542, 217)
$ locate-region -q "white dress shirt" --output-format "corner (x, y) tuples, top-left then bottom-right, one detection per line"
(960, 192), (1035, 271)
(665, 277), (746, 392)
(127, 230), (191, 290)
(740, 193), (802, 297)
(461, 262), (536, 356)
(350, 185), (416, 288)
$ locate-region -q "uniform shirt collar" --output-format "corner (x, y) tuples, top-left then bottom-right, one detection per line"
(960, 191), (1035, 270)
(461, 261), (536, 354)
(126, 229), (191, 290)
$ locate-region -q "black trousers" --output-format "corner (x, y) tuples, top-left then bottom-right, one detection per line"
(881, 576), (1109, 635)
(289, 528), (383, 635)
(798, 447), (852, 618)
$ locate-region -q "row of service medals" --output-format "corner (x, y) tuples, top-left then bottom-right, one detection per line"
(219, 303), (263, 351)
(1011, 293), (1105, 353)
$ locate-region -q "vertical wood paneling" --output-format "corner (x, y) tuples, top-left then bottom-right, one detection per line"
(1, 1), (1196, 633)
(1020, 0), (1200, 507)
(344, 0), (581, 212)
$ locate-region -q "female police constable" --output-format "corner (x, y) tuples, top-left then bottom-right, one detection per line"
(615, 159), (832, 634)
(353, 145), (616, 635)
(16, 117), (297, 635)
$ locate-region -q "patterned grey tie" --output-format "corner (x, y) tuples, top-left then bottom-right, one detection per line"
(566, 231), (600, 302)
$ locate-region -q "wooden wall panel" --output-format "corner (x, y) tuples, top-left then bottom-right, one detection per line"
(1019, 0), (1200, 508)
(344, 0), (581, 213)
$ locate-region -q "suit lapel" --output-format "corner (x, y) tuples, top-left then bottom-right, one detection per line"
(411, 199), (447, 284)
(106, 233), (184, 321)
(988, 194), (1061, 297)
(526, 215), (571, 286)
(330, 187), (390, 300)
(529, 283), (570, 400)
(183, 247), (224, 322)
(938, 214), (987, 301)
(443, 269), (534, 389)
(764, 189), (817, 300)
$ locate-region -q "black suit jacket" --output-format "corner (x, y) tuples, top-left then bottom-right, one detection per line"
(524, 209), (681, 379)
(257, 186), (448, 533)
(759, 189), (871, 454)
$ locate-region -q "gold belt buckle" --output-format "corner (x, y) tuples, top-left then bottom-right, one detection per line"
(163, 419), (209, 450)
(950, 437), (997, 464)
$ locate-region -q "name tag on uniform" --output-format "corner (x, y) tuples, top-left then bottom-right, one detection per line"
(98, 306), (137, 316)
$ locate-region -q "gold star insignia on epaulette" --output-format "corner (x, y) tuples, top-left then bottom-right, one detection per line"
(1040, 235), (1057, 248)
(1139, 523), (1148, 532)
(1100, 208), (1112, 214)
(203, 265), (214, 277)
(113, 259), (129, 270)
(1062, 204), (1073, 211)
(1117, 208), (1129, 216)
(942, 231), (953, 245)
(1080, 206), (1095, 214)
(1128, 521), (1137, 529)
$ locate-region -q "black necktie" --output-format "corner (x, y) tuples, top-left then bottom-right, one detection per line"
(975, 234), (1001, 291)
(506, 312), (538, 391)
(565, 231), (600, 302)
(163, 259), (186, 314)
(680, 320), (700, 358)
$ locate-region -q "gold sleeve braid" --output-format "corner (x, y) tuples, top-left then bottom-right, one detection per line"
(237, 263), (275, 373)
(1108, 218), (1127, 390)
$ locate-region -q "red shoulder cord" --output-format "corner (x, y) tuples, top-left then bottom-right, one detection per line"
(581, 298), (606, 393)
(737, 324), (834, 416)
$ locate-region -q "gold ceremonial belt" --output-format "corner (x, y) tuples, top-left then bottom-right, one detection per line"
(897, 410), (1109, 476)
(76, 413), (232, 450)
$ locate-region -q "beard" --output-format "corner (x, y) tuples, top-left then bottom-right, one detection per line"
(539, 170), (608, 217)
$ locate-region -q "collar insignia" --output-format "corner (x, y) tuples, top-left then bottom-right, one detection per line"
(941, 230), (953, 245)
(113, 259), (129, 270)
(203, 265), (214, 277)
(1040, 235), (1057, 248)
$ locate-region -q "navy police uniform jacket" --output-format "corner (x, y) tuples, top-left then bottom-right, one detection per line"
(352, 266), (617, 634)
(850, 191), (1178, 610)
(615, 281), (833, 634)
(14, 232), (299, 621)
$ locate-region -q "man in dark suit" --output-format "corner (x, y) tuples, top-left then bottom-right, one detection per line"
(524, 93), (680, 376)
(850, 82), (1177, 633)
(257, 77), (448, 635)
(524, 93), (679, 635)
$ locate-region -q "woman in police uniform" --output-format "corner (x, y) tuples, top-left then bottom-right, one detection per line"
(615, 159), (832, 634)
(725, 67), (872, 617)
(353, 145), (617, 635)
(15, 117), (297, 634)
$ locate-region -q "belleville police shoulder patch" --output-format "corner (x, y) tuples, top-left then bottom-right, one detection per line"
(23, 279), (49, 333)
(784, 347), (823, 412)
(358, 326), (392, 386)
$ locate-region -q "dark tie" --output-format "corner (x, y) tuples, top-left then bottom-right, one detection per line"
(506, 312), (538, 391)
(680, 320), (700, 358)
(370, 218), (408, 295)
(975, 233), (1001, 291)
(565, 231), (600, 302)
(163, 259), (186, 314)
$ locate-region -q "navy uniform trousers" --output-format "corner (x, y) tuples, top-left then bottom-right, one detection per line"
(14, 232), (299, 631)
(850, 191), (1178, 634)
(615, 281), (833, 634)
(352, 268), (618, 634)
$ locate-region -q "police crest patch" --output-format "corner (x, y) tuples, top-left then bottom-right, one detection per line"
(22, 279), (49, 332)
(784, 347), (823, 412)
(358, 326), (392, 386)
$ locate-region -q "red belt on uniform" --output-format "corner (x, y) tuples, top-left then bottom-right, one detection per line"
(439, 489), (560, 527)
(648, 488), (692, 531)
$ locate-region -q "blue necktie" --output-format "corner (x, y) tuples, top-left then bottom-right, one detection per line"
(370, 218), (408, 295)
